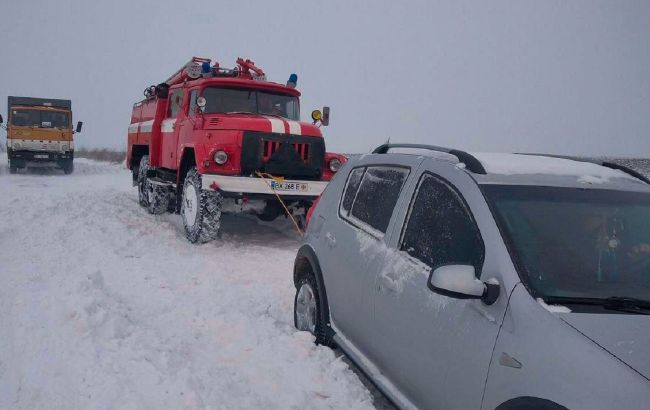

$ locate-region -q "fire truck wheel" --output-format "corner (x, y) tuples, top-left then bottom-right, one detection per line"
(147, 183), (170, 215)
(256, 205), (282, 222)
(181, 168), (222, 243)
(137, 156), (150, 208)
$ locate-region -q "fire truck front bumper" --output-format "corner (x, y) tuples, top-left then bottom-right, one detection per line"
(201, 174), (328, 198)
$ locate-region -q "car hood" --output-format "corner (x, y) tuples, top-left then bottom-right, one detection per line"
(562, 313), (650, 379)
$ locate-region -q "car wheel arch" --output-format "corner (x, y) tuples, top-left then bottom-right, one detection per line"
(294, 245), (334, 341)
(494, 396), (569, 410)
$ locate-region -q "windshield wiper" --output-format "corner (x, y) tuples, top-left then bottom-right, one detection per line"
(224, 111), (256, 115)
(261, 113), (288, 120)
(545, 296), (650, 315)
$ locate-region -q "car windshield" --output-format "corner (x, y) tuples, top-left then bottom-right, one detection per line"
(484, 185), (650, 301)
(11, 109), (70, 128)
(201, 87), (299, 120)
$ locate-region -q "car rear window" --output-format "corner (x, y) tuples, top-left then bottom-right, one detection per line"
(340, 166), (409, 234)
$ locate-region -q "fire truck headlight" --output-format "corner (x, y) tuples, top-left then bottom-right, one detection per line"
(214, 150), (228, 165)
(329, 158), (342, 173)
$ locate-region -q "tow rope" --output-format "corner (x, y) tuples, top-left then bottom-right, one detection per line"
(255, 171), (304, 237)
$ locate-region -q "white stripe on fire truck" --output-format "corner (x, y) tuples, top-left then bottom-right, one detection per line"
(286, 120), (302, 135)
(161, 119), (176, 133)
(265, 116), (285, 134)
(139, 120), (154, 133)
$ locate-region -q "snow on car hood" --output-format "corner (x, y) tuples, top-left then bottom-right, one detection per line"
(562, 314), (650, 379)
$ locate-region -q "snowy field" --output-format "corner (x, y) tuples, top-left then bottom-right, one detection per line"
(0, 157), (376, 409)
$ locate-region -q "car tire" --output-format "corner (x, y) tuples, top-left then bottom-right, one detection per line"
(137, 156), (150, 208)
(181, 167), (222, 243)
(294, 272), (331, 345)
(9, 163), (18, 174)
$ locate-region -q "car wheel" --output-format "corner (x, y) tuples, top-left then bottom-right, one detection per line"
(294, 272), (331, 345)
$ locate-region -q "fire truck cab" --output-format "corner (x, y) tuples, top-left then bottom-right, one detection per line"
(127, 57), (346, 243)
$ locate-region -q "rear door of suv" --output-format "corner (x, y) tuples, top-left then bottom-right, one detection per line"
(318, 154), (423, 356)
(372, 159), (509, 409)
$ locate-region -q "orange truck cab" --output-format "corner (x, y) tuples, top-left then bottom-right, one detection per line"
(2, 96), (82, 174)
(126, 57), (347, 243)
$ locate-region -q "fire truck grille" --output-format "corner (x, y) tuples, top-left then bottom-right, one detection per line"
(241, 131), (325, 180)
(262, 140), (310, 163)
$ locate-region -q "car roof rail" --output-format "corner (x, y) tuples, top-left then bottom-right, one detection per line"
(516, 153), (650, 185)
(372, 143), (487, 174)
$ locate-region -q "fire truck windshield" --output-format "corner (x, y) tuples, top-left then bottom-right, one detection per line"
(11, 109), (70, 129)
(202, 87), (300, 120)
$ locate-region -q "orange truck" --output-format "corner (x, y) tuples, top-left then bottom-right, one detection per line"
(2, 96), (82, 174)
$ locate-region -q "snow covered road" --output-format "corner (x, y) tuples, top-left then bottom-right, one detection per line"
(0, 158), (375, 409)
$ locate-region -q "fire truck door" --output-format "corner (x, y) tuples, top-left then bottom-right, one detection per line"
(161, 89), (185, 169)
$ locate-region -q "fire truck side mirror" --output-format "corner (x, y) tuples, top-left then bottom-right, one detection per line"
(321, 106), (330, 126)
(76, 121), (83, 133)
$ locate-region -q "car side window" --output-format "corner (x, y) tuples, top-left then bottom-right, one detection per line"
(400, 173), (484, 274)
(340, 167), (365, 217)
(168, 89), (184, 118)
(188, 90), (198, 116)
(340, 166), (409, 235)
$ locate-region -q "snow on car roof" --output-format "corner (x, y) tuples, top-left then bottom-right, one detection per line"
(470, 153), (640, 184)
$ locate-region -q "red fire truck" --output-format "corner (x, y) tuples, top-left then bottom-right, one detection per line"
(127, 57), (346, 243)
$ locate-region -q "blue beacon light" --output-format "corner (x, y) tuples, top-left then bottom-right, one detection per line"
(287, 73), (298, 88)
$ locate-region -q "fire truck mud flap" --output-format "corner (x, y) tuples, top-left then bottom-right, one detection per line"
(201, 175), (328, 197)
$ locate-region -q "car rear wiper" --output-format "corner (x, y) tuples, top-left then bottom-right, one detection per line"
(544, 296), (650, 315)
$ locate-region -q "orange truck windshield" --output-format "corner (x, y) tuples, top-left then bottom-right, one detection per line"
(11, 109), (70, 129)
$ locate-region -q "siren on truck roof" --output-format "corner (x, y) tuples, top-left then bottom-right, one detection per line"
(287, 73), (298, 88)
(164, 56), (274, 87)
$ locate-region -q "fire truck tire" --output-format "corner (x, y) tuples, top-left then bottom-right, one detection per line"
(147, 184), (169, 215)
(181, 168), (222, 243)
(256, 201), (283, 222)
(137, 156), (150, 208)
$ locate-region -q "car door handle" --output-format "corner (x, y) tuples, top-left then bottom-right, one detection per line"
(378, 274), (399, 293)
(325, 232), (336, 248)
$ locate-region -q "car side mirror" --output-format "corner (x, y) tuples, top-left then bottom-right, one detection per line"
(428, 265), (499, 305)
(0, 114), (3, 124)
(76, 121), (83, 133)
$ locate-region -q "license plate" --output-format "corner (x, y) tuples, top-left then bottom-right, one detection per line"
(34, 154), (49, 159)
(270, 180), (309, 192)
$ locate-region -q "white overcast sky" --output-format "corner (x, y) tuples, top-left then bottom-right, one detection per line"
(1, 0), (649, 156)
